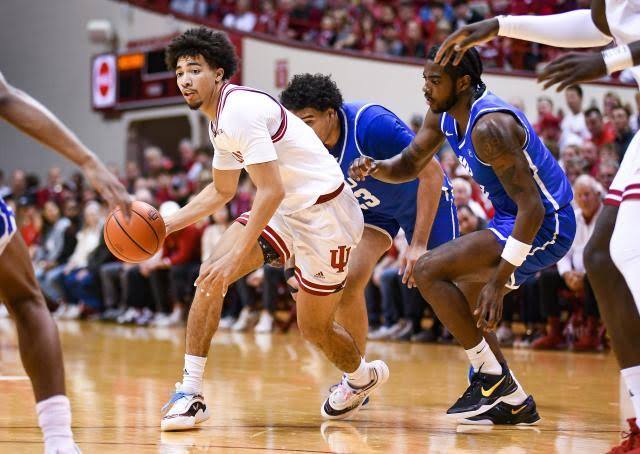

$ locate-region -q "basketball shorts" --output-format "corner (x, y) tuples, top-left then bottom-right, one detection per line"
(0, 200), (17, 257)
(605, 130), (640, 207)
(487, 204), (576, 289)
(363, 188), (459, 248)
(236, 183), (364, 296)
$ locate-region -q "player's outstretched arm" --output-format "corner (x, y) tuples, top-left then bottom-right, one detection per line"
(164, 168), (241, 235)
(349, 110), (444, 184)
(472, 113), (545, 330)
(436, 9), (612, 67)
(538, 40), (640, 91)
(0, 71), (131, 215)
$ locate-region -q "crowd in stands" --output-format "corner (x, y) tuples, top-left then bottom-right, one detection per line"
(0, 83), (637, 353)
(165, 0), (630, 74)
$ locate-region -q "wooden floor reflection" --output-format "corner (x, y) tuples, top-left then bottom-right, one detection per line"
(0, 319), (626, 453)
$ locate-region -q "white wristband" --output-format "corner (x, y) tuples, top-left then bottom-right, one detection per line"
(501, 236), (531, 267)
(602, 45), (634, 74)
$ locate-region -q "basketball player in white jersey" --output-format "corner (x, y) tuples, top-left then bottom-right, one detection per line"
(436, 4), (640, 451)
(0, 70), (130, 453)
(159, 28), (389, 431)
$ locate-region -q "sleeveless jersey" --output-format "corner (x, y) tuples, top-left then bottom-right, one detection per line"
(0, 196), (17, 243)
(440, 90), (573, 217)
(330, 102), (452, 226)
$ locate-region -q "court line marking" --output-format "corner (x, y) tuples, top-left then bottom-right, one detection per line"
(0, 376), (28, 381)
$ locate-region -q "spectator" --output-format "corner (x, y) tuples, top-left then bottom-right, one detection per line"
(143, 146), (171, 177)
(8, 169), (28, 201)
(579, 141), (599, 176)
(36, 166), (64, 208)
(401, 20), (426, 58)
(33, 201), (71, 283)
(597, 159), (619, 191)
(457, 204), (487, 235)
(559, 143), (580, 171)
(533, 175), (604, 351)
(585, 107), (616, 148)
(57, 201), (104, 319)
(603, 91), (623, 121)
(560, 85), (589, 149)
(409, 114), (423, 134)
(564, 157), (587, 186)
(451, 0), (483, 31)
(222, 0), (257, 31)
(612, 105), (635, 160)
(452, 178), (487, 220)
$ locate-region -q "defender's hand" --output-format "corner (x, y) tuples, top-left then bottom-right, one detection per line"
(474, 280), (505, 332)
(435, 18), (500, 67)
(538, 51), (608, 91)
(348, 156), (378, 182)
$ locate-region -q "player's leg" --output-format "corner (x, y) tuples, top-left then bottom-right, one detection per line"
(412, 231), (519, 419)
(161, 221), (268, 432)
(334, 226), (391, 354)
(0, 234), (77, 452)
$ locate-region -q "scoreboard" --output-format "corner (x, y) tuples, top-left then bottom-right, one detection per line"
(91, 35), (242, 114)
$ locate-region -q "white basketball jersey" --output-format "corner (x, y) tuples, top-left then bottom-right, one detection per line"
(606, 0), (640, 88)
(209, 84), (344, 215)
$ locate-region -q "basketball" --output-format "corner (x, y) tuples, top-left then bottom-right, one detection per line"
(104, 200), (166, 263)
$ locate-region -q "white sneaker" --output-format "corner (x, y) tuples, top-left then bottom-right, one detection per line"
(218, 316), (236, 330)
(44, 438), (82, 453)
(0, 304), (9, 318)
(367, 321), (406, 340)
(117, 307), (140, 324)
(161, 383), (210, 432)
(496, 324), (515, 346)
(61, 304), (82, 320)
(254, 311), (274, 333)
(321, 360), (389, 420)
(232, 307), (259, 332)
(53, 303), (67, 319)
(154, 308), (183, 327)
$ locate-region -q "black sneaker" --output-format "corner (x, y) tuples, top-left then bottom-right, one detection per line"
(459, 395), (541, 425)
(446, 364), (518, 420)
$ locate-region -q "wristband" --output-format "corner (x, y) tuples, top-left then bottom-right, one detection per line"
(602, 45), (633, 74)
(501, 236), (531, 267)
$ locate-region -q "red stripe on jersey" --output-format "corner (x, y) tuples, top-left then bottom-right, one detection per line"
(604, 198), (622, 207)
(622, 194), (640, 202)
(315, 183), (345, 206)
(233, 213), (290, 260)
(294, 267), (345, 290)
(624, 183), (640, 192)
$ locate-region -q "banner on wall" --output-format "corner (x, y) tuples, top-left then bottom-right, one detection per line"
(92, 54), (117, 109)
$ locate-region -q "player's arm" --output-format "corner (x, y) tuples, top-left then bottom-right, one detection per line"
(435, 9), (613, 66)
(0, 71), (130, 215)
(349, 109), (445, 183)
(233, 161), (284, 260)
(164, 168), (241, 235)
(472, 113), (545, 328)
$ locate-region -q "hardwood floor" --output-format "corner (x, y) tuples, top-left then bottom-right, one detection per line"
(0, 319), (627, 453)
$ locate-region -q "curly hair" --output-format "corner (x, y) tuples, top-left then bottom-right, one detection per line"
(165, 27), (238, 80)
(280, 73), (343, 112)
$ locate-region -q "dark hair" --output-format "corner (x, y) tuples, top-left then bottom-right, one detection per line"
(567, 84), (583, 98)
(427, 45), (486, 99)
(457, 204), (476, 216)
(585, 106), (603, 118)
(612, 104), (631, 117)
(165, 27), (238, 80)
(280, 73), (343, 112)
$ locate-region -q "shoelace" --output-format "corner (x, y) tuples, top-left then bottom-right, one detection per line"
(161, 388), (192, 414)
(333, 377), (357, 402)
(329, 375), (347, 393)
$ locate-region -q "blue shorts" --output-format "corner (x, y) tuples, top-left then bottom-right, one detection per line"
(363, 189), (459, 248)
(487, 204), (576, 289)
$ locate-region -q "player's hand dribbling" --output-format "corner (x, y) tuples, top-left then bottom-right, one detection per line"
(82, 157), (132, 219)
(474, 280), (504, 332)
(348, 156), (378, 182)
(435, 18), (500, 66)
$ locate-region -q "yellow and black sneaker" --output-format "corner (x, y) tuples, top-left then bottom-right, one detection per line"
(446, 364), (518, 420)
(459, 395), (540, 425)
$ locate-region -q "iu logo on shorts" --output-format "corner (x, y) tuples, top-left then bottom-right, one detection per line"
(330, 245), (351, 273)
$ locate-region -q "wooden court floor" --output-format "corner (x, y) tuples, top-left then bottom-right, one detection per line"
(0, 319), (628, 453)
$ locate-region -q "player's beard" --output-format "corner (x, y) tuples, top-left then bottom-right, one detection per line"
(430, 91), (458, 114)
(187, 99), (203, 110)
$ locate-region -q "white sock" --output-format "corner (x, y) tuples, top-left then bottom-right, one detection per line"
(503, 370), (530, 405)
(36, 395), (74, 448)
(622, 365), (640, 418)
(465, 338), (502, 375)
(181, 354), (207, 395)
(346, 358), (370, 387)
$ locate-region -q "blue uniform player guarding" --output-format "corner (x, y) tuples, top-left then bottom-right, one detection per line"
(281, 74), (458, 416)
(350, 46), (576, 425)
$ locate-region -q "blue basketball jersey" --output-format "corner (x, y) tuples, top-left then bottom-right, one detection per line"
(0, 196), (17, 241)
(330, 102), (457, 246)
(439, 90), (573, 217)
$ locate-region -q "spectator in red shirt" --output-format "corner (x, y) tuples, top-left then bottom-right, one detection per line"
(585, 107), (616, 147)
(580, 140), (600, 176)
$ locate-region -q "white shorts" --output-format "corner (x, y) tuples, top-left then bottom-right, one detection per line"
(236, 183), (364, 296)
(605, 130), (640, 206)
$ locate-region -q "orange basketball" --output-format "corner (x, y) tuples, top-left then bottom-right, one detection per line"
(104, 201), (166, 263)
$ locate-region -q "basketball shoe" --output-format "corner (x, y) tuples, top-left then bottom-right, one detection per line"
(329, 378), (370, 407)
(321, 360), (389, 420)
(608, 418), (640, 454)
(161, 383), (210, 431)
(447, 363), (517, 420)
(459, 395), (540, 425)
